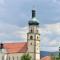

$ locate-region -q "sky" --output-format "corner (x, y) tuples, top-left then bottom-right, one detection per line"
(0, 0), (60, 52)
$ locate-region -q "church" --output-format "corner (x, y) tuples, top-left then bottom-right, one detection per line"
(0, 10), (40, 60)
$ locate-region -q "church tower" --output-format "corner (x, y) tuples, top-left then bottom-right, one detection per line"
(27, 10), (40, 60)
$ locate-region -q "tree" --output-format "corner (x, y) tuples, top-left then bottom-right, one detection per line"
(21, 53), (31, 60)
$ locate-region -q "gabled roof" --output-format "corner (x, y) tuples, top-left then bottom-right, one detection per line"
(3, 42), (27, 54)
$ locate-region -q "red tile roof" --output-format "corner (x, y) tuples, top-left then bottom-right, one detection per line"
(41, 56), (52, 60)
(2, 42), (27, 54)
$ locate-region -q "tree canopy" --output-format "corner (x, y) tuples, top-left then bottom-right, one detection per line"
(21, 53), (31, 60)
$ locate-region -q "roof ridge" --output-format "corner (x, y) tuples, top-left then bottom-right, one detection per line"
(4, 42), (27, 44)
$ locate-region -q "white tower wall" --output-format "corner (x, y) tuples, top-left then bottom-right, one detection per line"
(27, 10), (40, 60)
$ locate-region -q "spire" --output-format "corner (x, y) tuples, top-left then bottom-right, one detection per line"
(32, 10), (36, 18)
(28, 10), (39, 25)
(32, 10), (37, 21)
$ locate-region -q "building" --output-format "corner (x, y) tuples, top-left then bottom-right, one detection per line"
(0, 10), (40, 60)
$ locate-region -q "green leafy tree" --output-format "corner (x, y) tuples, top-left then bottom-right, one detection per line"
(21, 53), (31, 60)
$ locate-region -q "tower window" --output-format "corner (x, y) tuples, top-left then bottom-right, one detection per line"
(37, 36), (38, 39)
(30, 43), (32, 45)
(30, 36), (33, 40)
(37, 48), (38, 50)
(31, 30), (33, 32)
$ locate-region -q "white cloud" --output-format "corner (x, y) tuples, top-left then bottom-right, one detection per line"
(48, 40), (58, 46)
(0, 32), (5, 36)
(0, 0), (5, 5)
(52, 0), (57, 3)
(0, 22), (20, 33)
(13, 26), (28, 41)
(51, 0), (60, 5)
(0, 22), (28, 42)
(40, 23), (60, 51)
(45, 23), (60, 35)
(40, 23), (60, 35)
(41, 47), (59, 52)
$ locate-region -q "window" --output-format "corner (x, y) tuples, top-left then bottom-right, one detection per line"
(37, 30), (38, 33)
(30, 36), (33, 40)
(30, 43), (32, 45)
(37, 48), (38, 50)
(37, 36), (40, 40)
(37, 36), (38, 39)
(31, 30), (33, 32)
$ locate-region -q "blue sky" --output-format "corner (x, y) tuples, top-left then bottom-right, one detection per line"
(0, 0), (60, 52)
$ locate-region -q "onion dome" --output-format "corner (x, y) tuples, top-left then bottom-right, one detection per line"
(28, 10), (39, 25)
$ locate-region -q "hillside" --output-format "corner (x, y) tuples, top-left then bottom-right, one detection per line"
(40, 51), (50, 59)
(40, 51), (59, 60)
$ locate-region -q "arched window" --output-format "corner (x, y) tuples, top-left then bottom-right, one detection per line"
(30, 36), (33, 40)
(37, 36), (38, 39)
